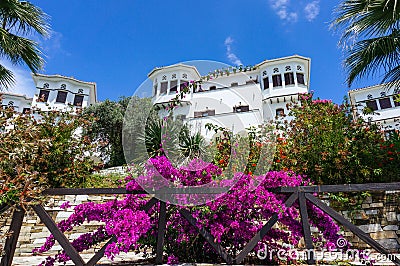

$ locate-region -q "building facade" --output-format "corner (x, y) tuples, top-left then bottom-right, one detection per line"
(348, 84), (400, 132)
(0, 74), (97, 114)
(32, 74), (97, 110)
(149, 55), (310, 136)
(0, 92), (32, 114)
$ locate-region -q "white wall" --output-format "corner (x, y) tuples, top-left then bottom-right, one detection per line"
(1, 94), (32, 113)
(151, 56), (310, 135)
(349, 84), (400, 131)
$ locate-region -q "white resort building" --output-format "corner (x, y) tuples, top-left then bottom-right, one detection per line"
(0, 74), (97, 113)
(348, 84), (400, 132)
(149, 55), (310, 136)
(3, 55), (398, 136)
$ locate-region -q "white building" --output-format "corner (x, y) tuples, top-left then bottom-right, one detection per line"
(348, 84), (400, 132)
(32, 74), (97, 110)
(149, 55), (310, 136)
(0, 74), (97, 114)
(0, 92), (32, 114)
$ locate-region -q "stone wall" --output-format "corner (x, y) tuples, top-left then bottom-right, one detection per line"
(1, 191), (400, 258)
(338, 191), (400, 251)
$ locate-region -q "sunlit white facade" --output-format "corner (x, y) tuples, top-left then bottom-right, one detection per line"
(0, 74), (97, 114)
(348, 84), (400, 132)
(149, 55), (310, 136)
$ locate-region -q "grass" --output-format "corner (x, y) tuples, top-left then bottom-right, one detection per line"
(83, 173), (127, 188)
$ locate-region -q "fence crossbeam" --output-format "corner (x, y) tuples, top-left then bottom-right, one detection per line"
(235, 192), (299, 264)
(305, 193), (400, 266)
(32, 205), (86, 266)
(269, 182), (400, 193)
(180, 208), (234, 264)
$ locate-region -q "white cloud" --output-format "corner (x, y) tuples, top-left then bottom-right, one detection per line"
(304, 0), (320, 21)
(269, 0), (320, 22)
(31, 30), (70, 60)
(269, 0), (298, 23)
(272, 0), (289, 9)
(0, 60), (35, 97)
(224, 37), (243, 66)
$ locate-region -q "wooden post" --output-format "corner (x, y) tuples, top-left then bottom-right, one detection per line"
(1, 207), (25, 266)
(86, 236), (117, 266)
(299, 193), (315, 264)
(155, 201), (167, 264)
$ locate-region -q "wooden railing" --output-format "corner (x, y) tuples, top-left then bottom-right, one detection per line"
(1, 183), (400, 266)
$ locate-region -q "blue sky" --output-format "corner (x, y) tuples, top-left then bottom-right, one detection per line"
(5, 0), (383, 104)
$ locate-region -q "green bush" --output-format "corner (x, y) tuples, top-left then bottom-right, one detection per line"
(0, 104), (98, 207)
(272, 93), (400, 184)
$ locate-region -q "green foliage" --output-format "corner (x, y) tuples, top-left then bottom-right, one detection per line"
(0, 0), (50, 90)
(131, 111), (208, 164)
(0, 103), (97, 207)
(273, 93), (400, 184)
(178, 124), (206, 159)
(143, 116), (168, 158)
(83, 173), (125, 188)
(84, 96), (153, 167)
(206, 123), (275, 176)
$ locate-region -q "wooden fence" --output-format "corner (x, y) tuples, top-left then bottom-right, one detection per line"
(1, 183), (400, 266)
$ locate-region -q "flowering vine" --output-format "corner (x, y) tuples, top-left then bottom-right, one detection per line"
(34, 156), (343, 265)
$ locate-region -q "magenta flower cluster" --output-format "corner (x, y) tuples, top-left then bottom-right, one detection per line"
(35, 156), (343, 265)
(33, 196), (151, 265)
(312, 99), (333, 104)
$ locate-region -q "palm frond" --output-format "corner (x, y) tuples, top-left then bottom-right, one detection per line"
(0, 64), (15, 90)
(344, 29), (400, 86)
(0, 0), (50, 37)
(382, 65), (400, 89)
(179, 125), (205, 159)
(332, 0), (400, 45)
(0, 27), (44, 71)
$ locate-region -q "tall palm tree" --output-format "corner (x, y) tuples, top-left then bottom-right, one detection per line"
(331, 0), (400, 88)
(0, 0), (49, 90)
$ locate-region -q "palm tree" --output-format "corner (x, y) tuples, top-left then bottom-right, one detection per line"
(0, 0), (49, 90)
(331, 0), (400, 88)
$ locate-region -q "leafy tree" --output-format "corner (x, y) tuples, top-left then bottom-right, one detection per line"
(273, 93), (400, 184)
(0, 104), (97, 207)
(84, 96), (154, 167)
(331, 0), (400, 88)
(0, 0), (49, 90)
